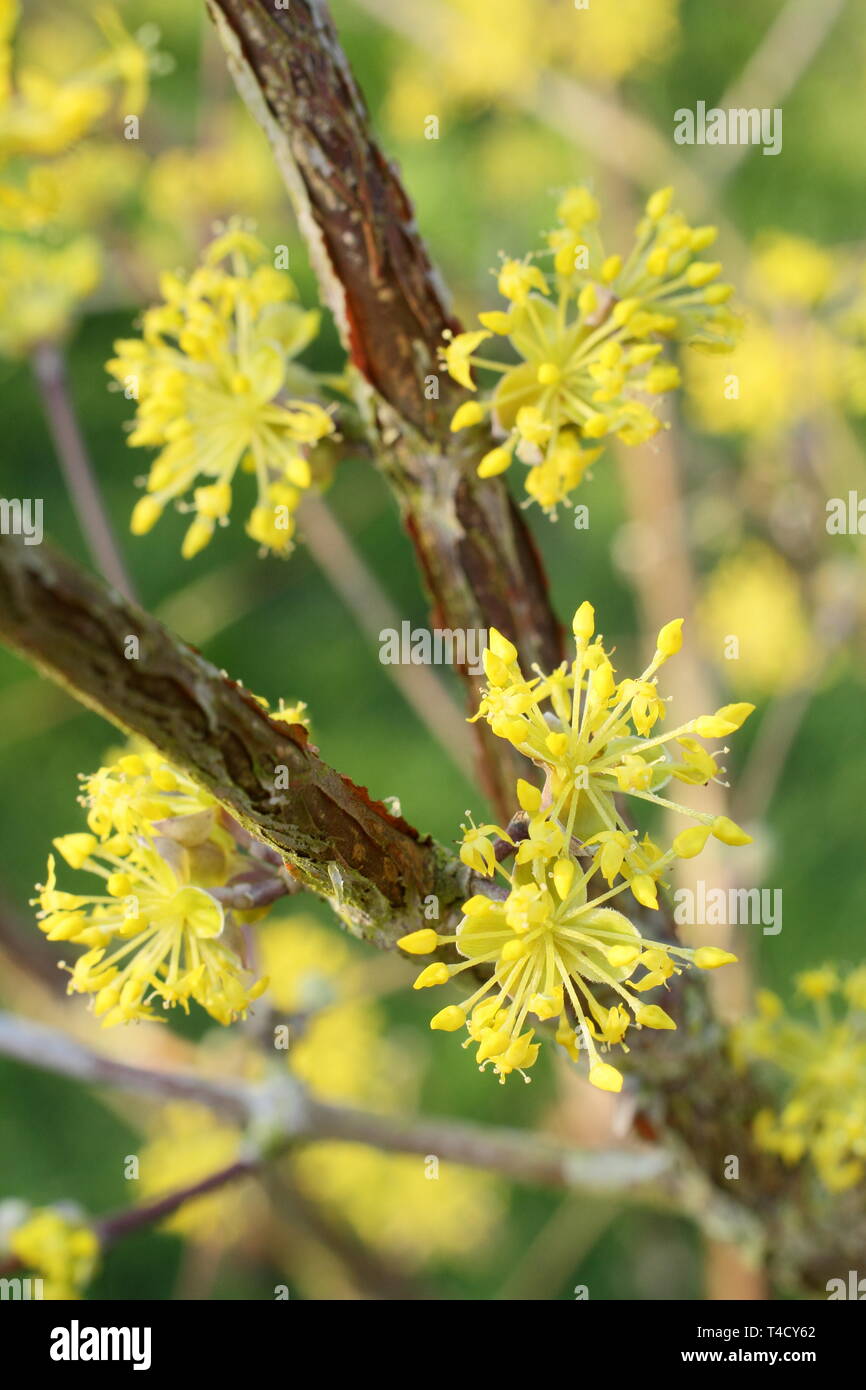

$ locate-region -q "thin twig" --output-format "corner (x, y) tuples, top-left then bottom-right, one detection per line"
(703, 0), (848, 187)
(31, 343), (137, 602)
(299, 493), (474, 772)
(0, 1009), (672, 1195)
(99, 1160), (257, 1246)
(263, 1171), (432, 1300)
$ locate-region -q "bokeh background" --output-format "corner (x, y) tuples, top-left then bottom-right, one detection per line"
(1, 0), (865, 1299)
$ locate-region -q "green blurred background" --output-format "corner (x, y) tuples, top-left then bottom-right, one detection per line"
(1, 0), (865, 1299)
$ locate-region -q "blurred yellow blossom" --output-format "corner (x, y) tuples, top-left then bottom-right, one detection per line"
(139, 914), (504, 1269)
(686, 233), (866, 437)
(139, 1104), (254, 1241)
(748, 233), (835, 310)
(292, 1142), (505, 1265)
(384, 0), (680, 138)
(0, 234), (100, 356)
(0, 1), (161, 355)
(0, 1), (160, 161)
(0, 139), (144, 234)
(684, 315), (840, 440)
(697, 542), (811, 696)
(735, 966), (866, 1193)
(8, 1206), (99, 1300)
(551, 0), (680, 83)
(143, 111), (284, 261)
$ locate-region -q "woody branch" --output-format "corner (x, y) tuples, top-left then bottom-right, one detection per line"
(204, 0), (563, 818)
(0, 533), (860, 1290)
(0, 533), (469, 948)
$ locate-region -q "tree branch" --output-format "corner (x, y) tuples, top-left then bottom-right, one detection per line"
(204, 0), (563, 817)
(0, 533), (468, 948)
(0, 1010), (671, 1197)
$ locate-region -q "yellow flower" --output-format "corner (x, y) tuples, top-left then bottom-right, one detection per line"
(459, 814), (511, 875)
(292, 1142), (505, 1268)
(404, 818), (735, 1089)
(697, 543), (811, 696)
(441, 327), (491, 390)
(684, 314), (840, 440)
(106, 223), (334, 557)
(81, 741), (227, 838)
(735, 964), (866, 1193)
(32, 742), (276, 1026)
(382, 0), (679, 135)
(749, 232), (835, 309)
(0, 235), (100, 357)
(443, 187), (738, 514)
(0, 1), (161, 160)
(470, 603), (753, 900)
(8, 1207), (99, 1300)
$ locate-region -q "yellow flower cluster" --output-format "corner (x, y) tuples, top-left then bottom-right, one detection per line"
(400, 602), (745, 1091)
(0, 2), (159, 356)
(385, 0), (680, 137)
(32, 743), (271, 1027)
(442, 186), (737, 513)
(685, 231), (866, 440)
(8, 1207), (99, 1300)
(0, 2), (155, 164)
(697, 542), (811, 697)
(0, 235), (100, 357)
(139, 915), (504, 1274)
(474, 602), (753, 900)
(734, 967), (866, 1193)
(106, 225), (335, 558)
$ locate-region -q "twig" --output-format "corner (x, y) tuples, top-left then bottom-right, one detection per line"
(0, 895), (66, 995)
(0, 1009), (671, 1196)
(703, 0), (848, 187)
(31, 343), (137, 603)
(99, 1160), (257, 1246)
(299, 493), (474, 772)
(0, 1011), (251, 1118)
(0, 532), (470, 949)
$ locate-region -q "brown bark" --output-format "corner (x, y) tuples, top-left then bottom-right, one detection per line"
(205, 0), (563, 817)
(0, 534), (466, 947)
